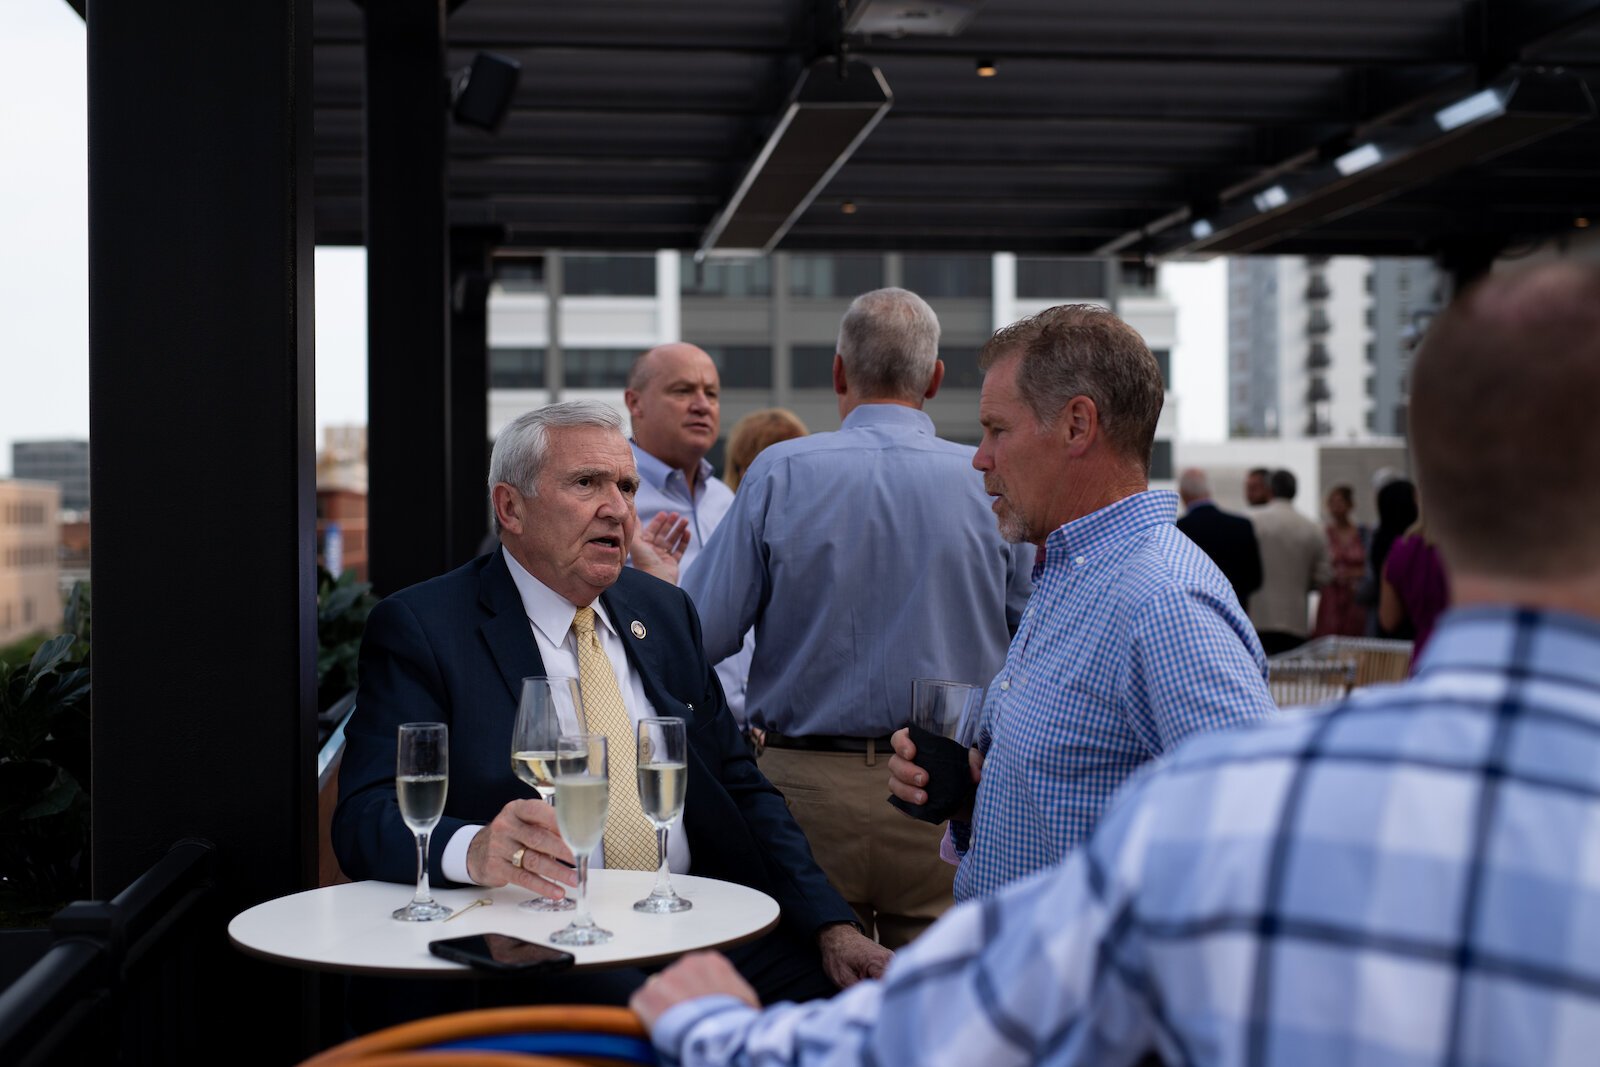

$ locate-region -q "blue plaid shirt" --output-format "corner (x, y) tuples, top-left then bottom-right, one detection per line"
(953, 489), (1276, 901)
(652, 606), (1600, 1066)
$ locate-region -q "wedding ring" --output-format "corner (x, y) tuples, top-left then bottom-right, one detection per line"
(510, 847), (526, 870)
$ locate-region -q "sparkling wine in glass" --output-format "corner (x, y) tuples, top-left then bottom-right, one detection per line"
(511, 676), (583, 912)
(392, 722), (452, 921)
(550, 734), (612, 946)
(633, 717), (691, 913)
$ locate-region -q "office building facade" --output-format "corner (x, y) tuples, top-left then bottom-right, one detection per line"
(0, 480), (63, 645)
(12, 440), (90, 513)
(485, 251), (1177, 481)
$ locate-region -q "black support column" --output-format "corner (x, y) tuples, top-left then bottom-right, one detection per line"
(88, 0), (316, 1059)
(365, 0), (451, 595)
(449, 227), (500, 564)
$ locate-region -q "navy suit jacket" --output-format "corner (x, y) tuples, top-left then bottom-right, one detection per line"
(332, 549), (855, 937)
(1176, 502), (1264, 609)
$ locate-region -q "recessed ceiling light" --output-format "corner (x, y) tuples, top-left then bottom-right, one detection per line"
(976, 58), (997, 78)
(841, 200), (858, 215)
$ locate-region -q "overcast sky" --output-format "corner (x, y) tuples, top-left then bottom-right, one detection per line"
(0, 0), (1228, 477)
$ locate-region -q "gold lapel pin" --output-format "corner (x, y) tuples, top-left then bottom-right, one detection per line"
(631, 620), (647, 639)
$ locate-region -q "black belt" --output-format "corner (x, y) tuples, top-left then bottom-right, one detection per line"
(762, 731), (893, 754)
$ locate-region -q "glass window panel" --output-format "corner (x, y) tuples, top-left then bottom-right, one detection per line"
(1015, 258), (1107, 299)
(1149, 440), (1174, 481)
(701, 345), (772, 389)
(489, 347), (546, 389)
(494, 258), (545, 292)
(788, 254), (884, 298)
(790, 345), (837, 388)
(680, 255), (772, 297)
(563, 255), (657, 297)
(563, 348), (640, 388)
(940, 346), (983, 389)
(1150, 348), (1171, 388)
(903, 255), (991, 299)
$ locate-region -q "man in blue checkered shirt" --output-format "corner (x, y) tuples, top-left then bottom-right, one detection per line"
(634, 263), (1600, 1065)
(887, 302), (1277, 902)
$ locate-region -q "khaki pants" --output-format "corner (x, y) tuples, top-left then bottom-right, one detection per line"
(761, 745), (955, 950)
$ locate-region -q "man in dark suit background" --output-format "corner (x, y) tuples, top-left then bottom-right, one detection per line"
(1175, 467), (1263, 609)
(333, 400), (889, 1006)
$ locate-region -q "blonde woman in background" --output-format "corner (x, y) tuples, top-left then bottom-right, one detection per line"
(725, 408), (808, 491)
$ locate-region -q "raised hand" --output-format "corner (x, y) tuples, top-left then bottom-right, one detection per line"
(631, 511), (691, 584)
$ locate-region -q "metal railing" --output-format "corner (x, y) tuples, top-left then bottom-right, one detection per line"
(0, 838), (218, 1066)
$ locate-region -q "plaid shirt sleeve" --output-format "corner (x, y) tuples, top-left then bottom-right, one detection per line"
(654, 609), (1600, 1067)
(652, 773), (1166, 1067)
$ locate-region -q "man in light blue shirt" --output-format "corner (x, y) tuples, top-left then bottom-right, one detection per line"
(630, 261), (1600, 1067)
(625, 342), (735, 573)
(888, 302), (1276, 902)
(684, 287), (1033, 948)
(624, 342), (744, 717)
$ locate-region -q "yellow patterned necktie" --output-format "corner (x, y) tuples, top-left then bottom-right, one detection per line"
(570, 606), (658, 870)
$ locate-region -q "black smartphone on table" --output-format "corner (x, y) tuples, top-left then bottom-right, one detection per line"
(429, 933), (576, 974)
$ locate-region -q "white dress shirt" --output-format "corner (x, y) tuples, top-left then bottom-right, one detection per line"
(441, 547), (691, 883)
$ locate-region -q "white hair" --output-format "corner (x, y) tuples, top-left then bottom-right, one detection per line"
(488, 401), (623, 530)
(1177, 468), (1211, 501)
(836, 287), (940, 401)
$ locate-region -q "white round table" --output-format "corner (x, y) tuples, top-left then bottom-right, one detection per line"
(228, 870), (779, 977)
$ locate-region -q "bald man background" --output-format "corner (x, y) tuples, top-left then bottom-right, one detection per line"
(626, 342), (734, 570)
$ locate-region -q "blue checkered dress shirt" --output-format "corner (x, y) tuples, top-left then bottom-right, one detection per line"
(954, 489), (1277, 901)
(652, 606), (1600, 1066)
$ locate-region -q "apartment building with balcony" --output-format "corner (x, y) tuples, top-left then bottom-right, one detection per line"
(1228, 256), (1442, 440)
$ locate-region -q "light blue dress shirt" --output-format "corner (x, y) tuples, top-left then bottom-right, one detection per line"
(652, 606), (1600, 1067)
(629, 441), (745, 718)
(681, 404), (1033, 738)
(630, 441), (735, 574)
(954, 489), (1277, 901)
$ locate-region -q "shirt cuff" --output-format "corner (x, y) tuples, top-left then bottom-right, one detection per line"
(442, 824), (483, 885)
(944, 819), (972, 861)
(653, 995), (760, 1062)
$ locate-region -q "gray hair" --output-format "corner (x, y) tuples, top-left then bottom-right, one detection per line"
(488, 401), (624, 530)
(1177, 468), (1211, 501)
(836, 287), (941, 401)
(978, 304), (1165, 472)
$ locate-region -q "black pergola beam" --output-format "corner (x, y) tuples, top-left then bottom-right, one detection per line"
(448, 226), (500, 568)
(364, 0), (452, 596)
(87, 0), (316, 1059)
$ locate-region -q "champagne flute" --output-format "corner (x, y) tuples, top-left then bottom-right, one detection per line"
(549, 733), (612, 946)
(392, 722), (452, 921)
(510, 676), (583, 912)
(633, 717), (691, 913)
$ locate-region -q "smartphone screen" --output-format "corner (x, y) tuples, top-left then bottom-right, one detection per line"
(429, 933), (576, 974)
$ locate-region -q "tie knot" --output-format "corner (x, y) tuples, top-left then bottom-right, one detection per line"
(571, 605), (597, 638)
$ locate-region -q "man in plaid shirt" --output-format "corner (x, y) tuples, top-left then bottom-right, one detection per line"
(634, 263), (1600, 1065)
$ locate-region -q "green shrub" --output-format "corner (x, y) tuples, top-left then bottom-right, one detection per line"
(317, 566), (376, 711)
(0, 584), (91, 925)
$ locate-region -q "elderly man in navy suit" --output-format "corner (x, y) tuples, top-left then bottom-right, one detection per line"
(334, 400), (889, 1006)
(1175, 467), (1263, 609)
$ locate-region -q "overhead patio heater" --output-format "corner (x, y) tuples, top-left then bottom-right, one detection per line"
(1104, 69), (1597, 259)
(697, 57), (893, 258)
